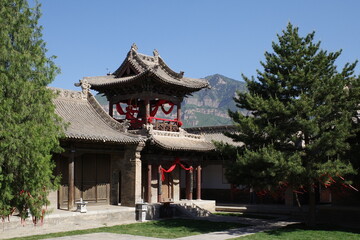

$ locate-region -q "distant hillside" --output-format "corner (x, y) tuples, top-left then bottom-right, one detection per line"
(94, 74), (247, 127)
(182, 74), (247, 127)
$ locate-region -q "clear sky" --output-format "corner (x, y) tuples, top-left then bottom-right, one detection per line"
(39, 0), (360, 90)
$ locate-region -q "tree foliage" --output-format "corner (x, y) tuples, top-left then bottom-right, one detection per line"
(222, 23), (359, 224)
(0, 0), (63, 222)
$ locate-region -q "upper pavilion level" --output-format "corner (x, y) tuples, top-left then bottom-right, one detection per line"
(83, 44), (210, 131)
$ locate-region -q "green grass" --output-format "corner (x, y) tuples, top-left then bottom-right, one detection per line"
(7, 219), (249, 240)
(214, 212), (277, 220)
(231, 223), (360, 240)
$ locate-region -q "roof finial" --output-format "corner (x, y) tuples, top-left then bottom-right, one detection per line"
(131, 43), (138, 52)
(153, 49), (159, 63)
(74, 79), (91, 100)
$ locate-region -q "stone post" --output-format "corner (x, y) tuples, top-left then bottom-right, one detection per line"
(121, 142), (145, 206)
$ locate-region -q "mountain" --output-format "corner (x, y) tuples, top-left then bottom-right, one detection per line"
(182, 74), (247, 127)
(94, 74), (247, 127)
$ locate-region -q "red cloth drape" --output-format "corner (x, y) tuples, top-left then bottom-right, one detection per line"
(115, 103), (125, 115)
(115, 103), (138, 120)
(161, 101), (174, 115)
(160, 158), (192, 181)
(150, 100), (175, 117)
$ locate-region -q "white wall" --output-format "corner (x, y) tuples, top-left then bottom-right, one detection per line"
(202, 164), (230, 189)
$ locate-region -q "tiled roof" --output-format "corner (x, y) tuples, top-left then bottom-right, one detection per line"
(52, 88), (142, 144)
(186, 125), (244, 147)
(147, 129), (215, 152)
(83, 44), (209, 91)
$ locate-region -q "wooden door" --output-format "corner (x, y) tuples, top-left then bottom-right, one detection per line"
(96, 154), (110, 203)
(58, 153), (111, 206)
(82, 154), (97, 202)
(161, 171), (174, 202)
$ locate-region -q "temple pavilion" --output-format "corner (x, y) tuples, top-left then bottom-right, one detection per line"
(52, 44), (215, 210)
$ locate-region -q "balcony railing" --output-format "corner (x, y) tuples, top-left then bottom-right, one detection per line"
(116, 117), (182, 132)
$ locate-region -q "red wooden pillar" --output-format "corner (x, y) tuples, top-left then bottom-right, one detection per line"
(109, 100), (113, 117)
(68, 149), (75, 210)
(147, 163), (152, 203)
(196, 165), (201, 200)
(158, 165), (162, 202)
(186, 167), (193, 200)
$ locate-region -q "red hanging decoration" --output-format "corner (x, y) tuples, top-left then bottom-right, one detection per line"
(115, 102), (139, 120)
(115, 103), (125, 115)
(161, 101), (175, 115)
(160, 157), (193, 181)
(150, 103), (161, 117)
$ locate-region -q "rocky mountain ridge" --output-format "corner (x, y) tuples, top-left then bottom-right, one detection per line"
(182, 74), (247, 127)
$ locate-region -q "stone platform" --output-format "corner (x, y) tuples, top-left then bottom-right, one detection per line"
(0, 205), (136, 239)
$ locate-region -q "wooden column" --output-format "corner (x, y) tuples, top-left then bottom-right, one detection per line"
(147, 163), (152, 203)
(196, 165), (201, 200)
(68, 149), (75, 211)
(109, 100), (114, 117)
(186, 167), (193, 200)
(158, 165), (162, 202)
(177, 102), (181, 123)
(145, 98), (150, 120)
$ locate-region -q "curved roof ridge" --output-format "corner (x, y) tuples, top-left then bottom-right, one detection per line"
(52, 87), (142, 144)
(157, 56), (184, 79)
(87, 92), (129, 133)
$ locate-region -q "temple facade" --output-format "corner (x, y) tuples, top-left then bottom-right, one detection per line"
(52, 44), (215, 210)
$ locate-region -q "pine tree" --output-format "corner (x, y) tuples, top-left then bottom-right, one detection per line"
(224, 23), (359, 225)
(0, 0), (63, 222)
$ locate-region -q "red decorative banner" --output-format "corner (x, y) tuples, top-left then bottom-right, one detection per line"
(160, 158), (192, 181)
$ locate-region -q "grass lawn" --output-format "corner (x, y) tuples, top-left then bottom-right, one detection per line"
(214, 212), (278, 220)
(7, 219), (249, 240)
(231, 223), (360, 240)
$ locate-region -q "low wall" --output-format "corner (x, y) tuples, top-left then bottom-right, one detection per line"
(0, 206), (136, 239)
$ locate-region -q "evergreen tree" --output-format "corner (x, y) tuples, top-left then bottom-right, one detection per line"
(224, 23), (359, 225)
(0, 0), (63, 222)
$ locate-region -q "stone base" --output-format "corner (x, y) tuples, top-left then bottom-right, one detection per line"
(0, 205), (136, 240)
(177, 199), (216, 213)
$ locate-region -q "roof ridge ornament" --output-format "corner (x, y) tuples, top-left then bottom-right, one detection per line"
(153, 49), (159, 64)
(131, 43), (138, 52)
(74, 79), (91, 100)
(130, 43), (138, 58)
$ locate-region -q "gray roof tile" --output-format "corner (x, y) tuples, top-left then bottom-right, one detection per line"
(52, 88), (142, 144)
(186, 125), (244, 147)
(149, 129), (215, 152)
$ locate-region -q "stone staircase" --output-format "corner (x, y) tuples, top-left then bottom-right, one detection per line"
(175, 202), (213, 218)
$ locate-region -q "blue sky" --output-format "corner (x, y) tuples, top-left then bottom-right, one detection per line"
(39, 0), (360, 90)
